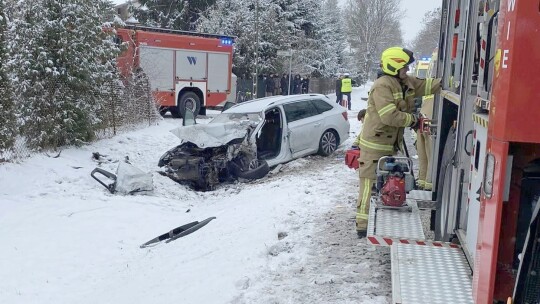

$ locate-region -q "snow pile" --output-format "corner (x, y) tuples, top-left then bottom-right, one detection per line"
(0, 87), (391, 304)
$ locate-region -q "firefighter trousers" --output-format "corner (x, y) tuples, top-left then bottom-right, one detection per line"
(416, 131), (433, 190)
(356, 150), (390, 231)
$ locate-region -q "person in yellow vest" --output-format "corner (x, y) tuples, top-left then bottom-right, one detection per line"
(355, 47), (442, 237)
(341, 73), (353, 110)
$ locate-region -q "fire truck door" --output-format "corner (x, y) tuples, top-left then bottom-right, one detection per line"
(139, 47), (174, 91)
(465, 116), (488, 263)
(175, 50), (207, 81)
(207, 53), (230, 93)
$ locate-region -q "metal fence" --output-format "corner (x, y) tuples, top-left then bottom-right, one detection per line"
(0, 76), (161, 163)
(235, 77), (336, 102)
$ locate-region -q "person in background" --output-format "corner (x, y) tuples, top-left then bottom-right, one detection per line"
(265, 74), (275, 97)
(354, 47), (442, 238)
(351, 109), (367, 149)
(302, 76), (310, 94)
(335, 74), (343, 104)
(273, 74), (281, 96)
(341, 73), (353, 110)
(281, 73), (289, 95)
(293, 74), (302, 94)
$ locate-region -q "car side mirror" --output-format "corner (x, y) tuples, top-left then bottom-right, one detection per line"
(222, 101), (236, 112)
(183, 109), (196, 126)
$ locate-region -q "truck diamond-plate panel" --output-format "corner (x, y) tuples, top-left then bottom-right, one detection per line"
(367, 198), (425, 246)
(392, 243), (474, 304)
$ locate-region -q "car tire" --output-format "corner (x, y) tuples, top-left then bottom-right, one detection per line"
(230, 159), (269, 180)
(179, 91), (201, 118)
(318, 130), (338, 156)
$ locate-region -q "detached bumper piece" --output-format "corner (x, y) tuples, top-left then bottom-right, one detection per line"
(140, 217), (216, 248)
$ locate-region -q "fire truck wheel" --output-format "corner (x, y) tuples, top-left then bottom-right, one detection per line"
(435, 128), (457, 242)
(178, 92), (201, 118)
(159, 107), (168, 117)
(169, 107), (181, 118)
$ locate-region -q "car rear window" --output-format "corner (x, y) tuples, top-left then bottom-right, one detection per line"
(283, 100), (319, 122)
(310, 99), (334, 114)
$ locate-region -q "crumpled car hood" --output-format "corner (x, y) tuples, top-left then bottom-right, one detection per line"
(169, 121), (256, 148)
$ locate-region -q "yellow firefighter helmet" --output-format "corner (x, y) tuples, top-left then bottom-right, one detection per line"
(381, 47), (415, 76)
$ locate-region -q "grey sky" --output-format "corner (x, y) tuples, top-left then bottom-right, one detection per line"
(339, 0), (442, 43)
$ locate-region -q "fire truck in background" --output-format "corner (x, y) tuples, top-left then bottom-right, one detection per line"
(116, 25), (236, 118)
(413, 57), (431, 79)
(366, 0), (540, 303)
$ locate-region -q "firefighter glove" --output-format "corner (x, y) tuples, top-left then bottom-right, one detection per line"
(409, 113), (420, 130)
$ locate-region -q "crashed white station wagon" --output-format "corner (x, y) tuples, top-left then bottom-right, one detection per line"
(158, 94), (350, 190)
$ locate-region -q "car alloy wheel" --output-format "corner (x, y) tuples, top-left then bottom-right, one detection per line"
(320, 131), (337, 156)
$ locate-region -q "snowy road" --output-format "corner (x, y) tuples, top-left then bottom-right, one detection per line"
(0, 87), (392, 304)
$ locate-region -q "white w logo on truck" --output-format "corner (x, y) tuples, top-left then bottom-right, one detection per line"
(187, 56), (197, 65)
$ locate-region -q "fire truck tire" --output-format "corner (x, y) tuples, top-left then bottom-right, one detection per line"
(169, 107), (181, 118)
(178, 92), (201, 118)
(435, 128), (456, 242)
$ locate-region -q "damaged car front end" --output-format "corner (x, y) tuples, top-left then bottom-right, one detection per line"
(158, 117), (269, 191)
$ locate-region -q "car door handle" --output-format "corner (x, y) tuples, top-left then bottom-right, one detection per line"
(314, 123), (321, 127)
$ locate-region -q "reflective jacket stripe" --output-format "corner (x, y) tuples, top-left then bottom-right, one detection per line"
(392, 92), (403, 100)
(359, 137), (394, 152)
(378, 103), (396, 117)
(425, 78), (433, 96)
(404, 113), (412, 127)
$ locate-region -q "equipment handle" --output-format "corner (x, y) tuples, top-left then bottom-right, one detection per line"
(90, 168), (117, 194)
(464, 130), (474, 156)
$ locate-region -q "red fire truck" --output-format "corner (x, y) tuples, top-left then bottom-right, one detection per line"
(366, 0), (540, 303)
(116, 25), (235, 118)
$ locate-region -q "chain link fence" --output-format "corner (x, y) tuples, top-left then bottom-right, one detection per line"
(0, 75), (161, 163)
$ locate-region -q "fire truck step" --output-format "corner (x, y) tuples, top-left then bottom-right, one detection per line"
(367, 198), (426, 246)
(391, 243), (474, 304)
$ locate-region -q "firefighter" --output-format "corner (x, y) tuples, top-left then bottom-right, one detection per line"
(341, 73), (353, 110)
(355, 47), (442, 237)
(416, 94), (435, 190)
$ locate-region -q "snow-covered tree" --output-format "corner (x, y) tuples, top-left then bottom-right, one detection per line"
(311, 0), (347, 77)
(199, 0), (343, 78)
(410, 7), (441, 58)
(8, 0), (121, 150)
(0, 0), (16, 152)
(344, 0), (404, 82)
(134, 0), (216, 30)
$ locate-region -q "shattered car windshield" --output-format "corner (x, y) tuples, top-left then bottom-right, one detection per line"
(210, 112), (262, 124)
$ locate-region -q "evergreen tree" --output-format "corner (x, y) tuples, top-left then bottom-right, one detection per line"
(0, 0), (16, 153)
(134, 0), (216, 31)
(8, 0), (121, 150)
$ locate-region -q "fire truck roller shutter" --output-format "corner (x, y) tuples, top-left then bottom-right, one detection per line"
(435, 127), (457, 242)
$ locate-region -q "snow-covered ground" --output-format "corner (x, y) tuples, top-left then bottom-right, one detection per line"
(0, 86), (392, 304)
